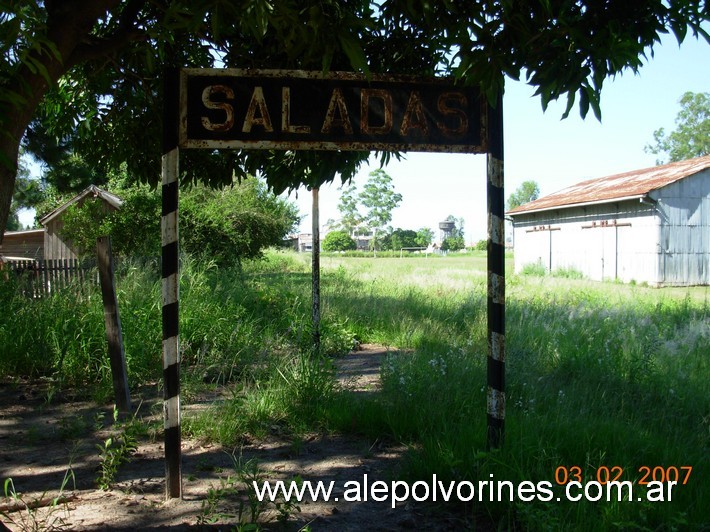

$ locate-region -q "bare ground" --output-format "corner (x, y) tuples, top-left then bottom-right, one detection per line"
(0, 345), (467, 531)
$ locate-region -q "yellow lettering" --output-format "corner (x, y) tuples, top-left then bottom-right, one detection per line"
(282, 87), (311, 134)
(400, 91), (429, 137)
(201, 85), (235, 132)
(437, 92), (468, 137)
(321, 88), (353, 135)
(361, 89), (393, 135)
(242, 86), (273, 133)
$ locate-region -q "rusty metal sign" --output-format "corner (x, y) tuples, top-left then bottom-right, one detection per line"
(179, 69), (487, 153)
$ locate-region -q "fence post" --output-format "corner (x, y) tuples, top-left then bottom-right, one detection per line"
(96, 236), (131, 413)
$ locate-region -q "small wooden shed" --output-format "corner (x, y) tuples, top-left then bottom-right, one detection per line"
(39, 185), (123, 261)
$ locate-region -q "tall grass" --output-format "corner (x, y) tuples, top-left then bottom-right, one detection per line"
(0, 252), (351, 399)
(2, 250), (707, 529)
(312, 256), (709, 530)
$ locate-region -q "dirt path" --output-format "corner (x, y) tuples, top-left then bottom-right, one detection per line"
(0, 345), (457, 531)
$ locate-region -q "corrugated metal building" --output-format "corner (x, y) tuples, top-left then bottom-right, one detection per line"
(507, 155), (710, 286)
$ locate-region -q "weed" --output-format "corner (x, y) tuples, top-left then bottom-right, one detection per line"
(197, 452), (302, 528)
(95, 408), (139, 490)
(520, 261), (547, 276)
(57, 415), (89, 441)
(1, 466), (75, 532)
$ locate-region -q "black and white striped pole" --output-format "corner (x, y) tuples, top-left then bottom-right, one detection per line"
(311, 187), (321, 354)
(162, 67), (182, 498)
(486, 92), (505, 449)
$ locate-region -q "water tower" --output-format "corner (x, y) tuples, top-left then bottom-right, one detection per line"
(439, 219), (456, 242)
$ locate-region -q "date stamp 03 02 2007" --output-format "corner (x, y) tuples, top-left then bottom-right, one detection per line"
(554, 465), (693, 486)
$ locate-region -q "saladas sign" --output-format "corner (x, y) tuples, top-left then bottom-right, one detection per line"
(179, 69), (488, 153)
(163, 68), (505, 499)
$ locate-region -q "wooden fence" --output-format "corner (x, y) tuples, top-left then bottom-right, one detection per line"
(0, 258), (96, 298)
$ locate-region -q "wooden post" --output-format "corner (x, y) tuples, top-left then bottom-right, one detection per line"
(162, 66), (182, 499)
(96, 236), (131, 413)
(486, 92), (506, 449)
(311, 187), (321, 354)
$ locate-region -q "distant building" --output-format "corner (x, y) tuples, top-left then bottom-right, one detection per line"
(283, 233), (314, 252)
(0, 229), (44, 260)
(507, 156), (710, 286)
(1, 185), (123, 262)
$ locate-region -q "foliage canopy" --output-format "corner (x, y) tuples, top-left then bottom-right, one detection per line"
(645, 91), (710, 163)
(56, 176), (299, 263)
(507, 180), (541, 211)
(322, 230), (357, 252)
(1, 0), (708, 239)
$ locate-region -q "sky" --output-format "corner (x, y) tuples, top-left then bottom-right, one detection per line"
(281, 33), (710, 244)
(17, 33), (709, 240)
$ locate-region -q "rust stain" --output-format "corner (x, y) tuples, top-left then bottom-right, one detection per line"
(508, 155), (710, 215)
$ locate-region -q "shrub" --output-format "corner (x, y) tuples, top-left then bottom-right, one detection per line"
(57, 176), (299, 263)
(322, 230), (356, 251)
(441, 235), (465, 251)
(520, 261), (547, 276)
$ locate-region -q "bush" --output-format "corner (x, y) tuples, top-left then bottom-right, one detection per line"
(322, 230), (356, 251)
(56, 176), (299, 263)
(520, 261), (547, 276)
(551, 266), (585, 279)
(441, 235), (465, 251)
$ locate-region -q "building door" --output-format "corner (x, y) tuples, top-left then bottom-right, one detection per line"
(601, 226), (617, 280)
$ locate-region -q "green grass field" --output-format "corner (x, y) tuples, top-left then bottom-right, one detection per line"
(1, 250), (708, 529)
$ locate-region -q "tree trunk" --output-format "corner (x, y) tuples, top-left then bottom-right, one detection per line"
(0, 144), (19, 241)
(0, 0), (129, 243)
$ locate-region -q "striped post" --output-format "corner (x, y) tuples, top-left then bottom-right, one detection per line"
(162, 67), (181, 499)
(486, 92), (505, 449)
(311, 187), (321, 354)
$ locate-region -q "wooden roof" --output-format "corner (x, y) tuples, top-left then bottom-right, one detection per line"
(39, 185), (123, 226)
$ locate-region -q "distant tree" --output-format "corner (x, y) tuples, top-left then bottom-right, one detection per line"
(443, 214), (466, 239)
(415, 227), (435, 248)
(440, 215), (466, 251)
(507, 181), (540, 211)
(441, 235), (465, 252)
(388, 228), (419, 250)
(335, 184), (364, 237)
(645, 91), (710, 164)
(359, 169), (402, 251)
(322, 230), (357, 252)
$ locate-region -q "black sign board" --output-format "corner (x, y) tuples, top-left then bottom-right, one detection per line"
(179, 69), (487, 153)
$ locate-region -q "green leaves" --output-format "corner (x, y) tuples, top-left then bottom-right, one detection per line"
(644, 91), (710, 163)
(507, 180), (540, 211)
(3, 0), (709, 241)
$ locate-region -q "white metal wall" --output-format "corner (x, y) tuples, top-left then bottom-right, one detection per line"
(651, 169), (710, 286)
(512, 201), (660, 284)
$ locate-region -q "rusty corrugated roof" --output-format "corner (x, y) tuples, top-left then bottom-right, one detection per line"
(507, 155), (710, 215)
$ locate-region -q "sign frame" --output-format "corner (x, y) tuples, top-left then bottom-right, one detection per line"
(179, 68), (489, 153)
(162, 68), (505, 500)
